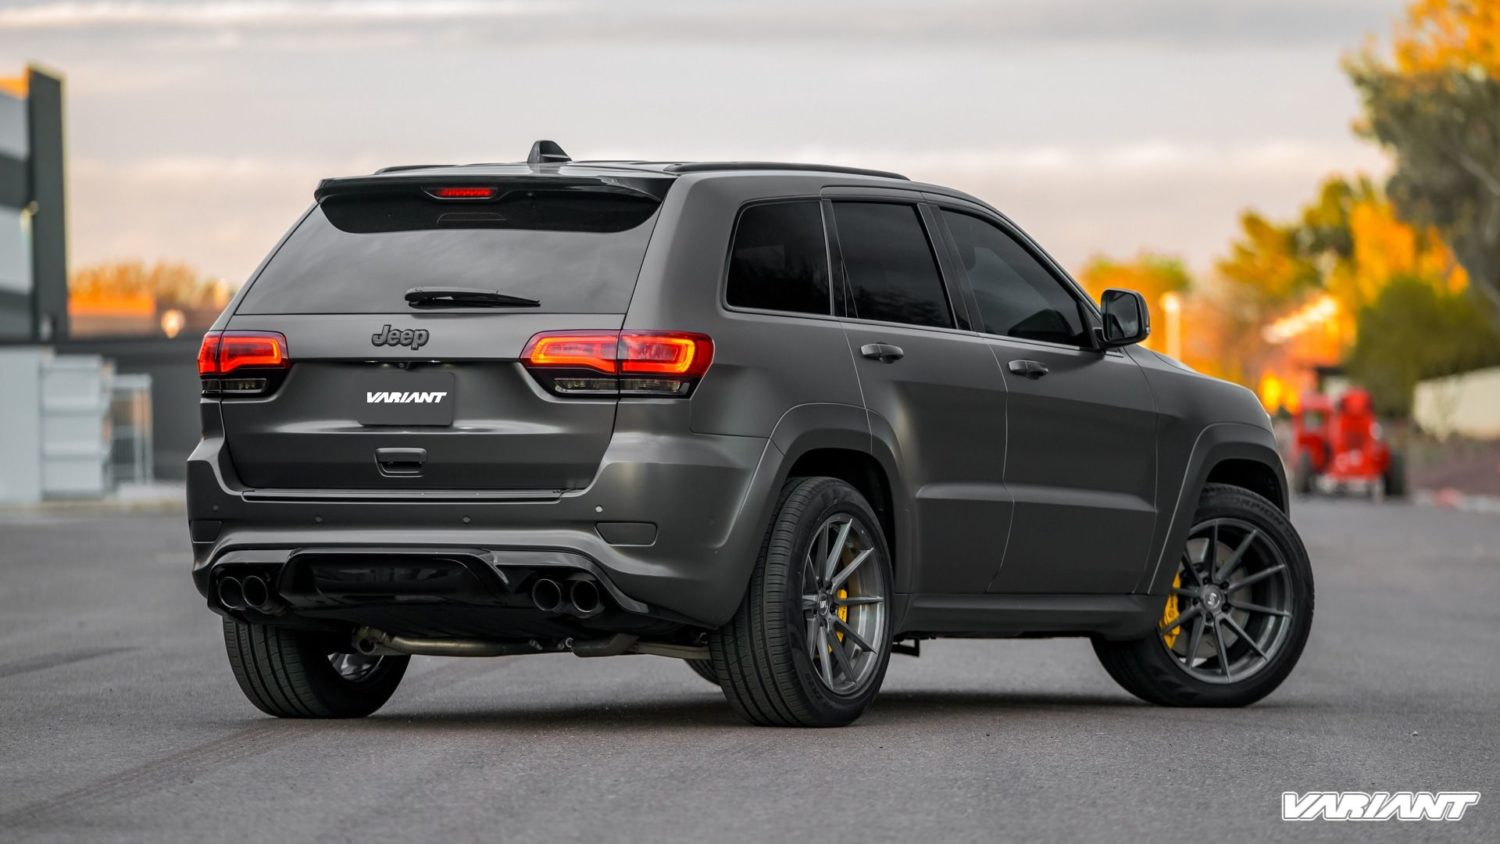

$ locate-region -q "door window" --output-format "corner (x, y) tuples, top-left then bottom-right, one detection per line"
(833, 202), (953, 329)
(942, 210), (1088, 346)
(725, 201), (831, 316)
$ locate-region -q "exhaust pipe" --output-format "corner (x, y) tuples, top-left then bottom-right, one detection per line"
(568, 577), (604, 618)
(216, 576), (245, 611)
(530, 578), (565, 614)
(240, 575), (283, 613)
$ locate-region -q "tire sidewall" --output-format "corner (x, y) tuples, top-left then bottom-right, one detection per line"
(775, 479), (895, 724)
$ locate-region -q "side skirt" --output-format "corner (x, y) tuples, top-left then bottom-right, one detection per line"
(897, 593), (1160, 642)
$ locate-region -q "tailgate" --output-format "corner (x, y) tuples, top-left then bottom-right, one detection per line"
(220, 313), (621, 491)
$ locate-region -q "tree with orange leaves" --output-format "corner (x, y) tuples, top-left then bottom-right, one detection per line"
(1348, 0), (1500, 319)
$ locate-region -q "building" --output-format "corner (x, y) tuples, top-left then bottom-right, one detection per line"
(1, 65), (199, 493)
(0, 66), (69, 341)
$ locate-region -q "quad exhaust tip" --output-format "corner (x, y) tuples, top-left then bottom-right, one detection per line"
(530, 575), (606, 617)
(530, 578), (565, 614)
(217, 576), (245, 611)
(241, 575), (275, 612)
(568, 577), (603, 618)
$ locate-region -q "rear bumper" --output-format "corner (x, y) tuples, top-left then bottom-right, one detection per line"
(187, 425), (778, 630)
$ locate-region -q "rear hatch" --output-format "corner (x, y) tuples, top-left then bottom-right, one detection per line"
(215, 173), (668, 492)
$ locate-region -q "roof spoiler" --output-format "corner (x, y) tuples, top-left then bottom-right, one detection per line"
(314, 172), (670, 203)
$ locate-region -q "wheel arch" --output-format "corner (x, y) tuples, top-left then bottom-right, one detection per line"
(742, 402), (912, 593)
(1138, 423), (1288, 597)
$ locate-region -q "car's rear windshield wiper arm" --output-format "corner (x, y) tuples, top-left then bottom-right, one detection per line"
(405, 287), (541, 308)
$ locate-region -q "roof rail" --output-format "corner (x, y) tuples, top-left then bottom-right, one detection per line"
(663, 161), (908, 181)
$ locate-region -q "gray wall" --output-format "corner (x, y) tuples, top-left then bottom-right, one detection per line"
(53, 336), (201, 481)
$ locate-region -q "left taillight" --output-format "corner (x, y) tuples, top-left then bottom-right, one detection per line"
(521, 330), (713, 397)
(198, 330), (289, 396)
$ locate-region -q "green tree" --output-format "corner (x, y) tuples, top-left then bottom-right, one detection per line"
(1347, 276), (1500, 415)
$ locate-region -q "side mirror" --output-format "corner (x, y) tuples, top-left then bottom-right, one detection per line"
(1098, 289), (1150, 348)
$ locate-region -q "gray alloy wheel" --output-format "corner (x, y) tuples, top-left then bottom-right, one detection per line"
(799, 514), (889, 696)
(1091, 483), (1314, 708)
(710, 476), (895, 727)
(1158, 517), (1296, 684)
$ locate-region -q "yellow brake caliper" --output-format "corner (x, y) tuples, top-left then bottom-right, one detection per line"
(1160, 573), (1182, 649)
(835, 589), (849, 642)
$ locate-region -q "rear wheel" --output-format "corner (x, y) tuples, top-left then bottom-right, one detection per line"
(1093, 483), (1314, 707)
(222, 619), (408, 718)
(710, 477), (893, 727)
(685, 659), (719, 686)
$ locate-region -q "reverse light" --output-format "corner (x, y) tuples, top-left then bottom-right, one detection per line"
(521, 330), (713, 397)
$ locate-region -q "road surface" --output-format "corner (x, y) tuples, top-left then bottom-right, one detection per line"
(1, 499), (1496, 842)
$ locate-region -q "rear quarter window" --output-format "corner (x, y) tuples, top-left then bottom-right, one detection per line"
(725, 200), (831, 316)
(237, 189), (661, 315)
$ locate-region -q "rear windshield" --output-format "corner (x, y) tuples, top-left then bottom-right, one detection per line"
(237, 189), (661, 314)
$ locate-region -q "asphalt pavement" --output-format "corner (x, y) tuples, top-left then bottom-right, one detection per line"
(0, 499), (1496, 843)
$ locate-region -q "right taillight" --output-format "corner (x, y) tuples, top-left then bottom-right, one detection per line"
(521, 330), (713, 397)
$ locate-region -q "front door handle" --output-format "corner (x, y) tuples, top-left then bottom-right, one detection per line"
(1007, 359), (1049, 379)
(860, 343), (905, 363)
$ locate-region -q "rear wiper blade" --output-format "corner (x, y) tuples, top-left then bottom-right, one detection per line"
(404, 287), (541, 308)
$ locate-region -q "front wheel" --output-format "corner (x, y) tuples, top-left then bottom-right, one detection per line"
(710, 477), (894, 727)
(222, 619), (409, 718)
(1093, 483), (1314, 707)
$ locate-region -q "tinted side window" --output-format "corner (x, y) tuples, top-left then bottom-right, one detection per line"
(943, 210), (1088, 345)
(725, 201), (830, 315)
(833, 202), (953, 329)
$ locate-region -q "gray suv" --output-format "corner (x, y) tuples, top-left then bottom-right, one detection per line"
(189, 141), (1313, 727)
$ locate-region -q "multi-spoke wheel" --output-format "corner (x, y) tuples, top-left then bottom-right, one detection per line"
(1158, 517), (1296, 684)
(1094, 483), (1314, 707)
(710, 476), (894, 727)
(223, 619), (409, 718)
(799, 514), (888, 696)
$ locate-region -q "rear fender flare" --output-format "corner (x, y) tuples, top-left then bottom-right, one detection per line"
(714, 402), (909, 619)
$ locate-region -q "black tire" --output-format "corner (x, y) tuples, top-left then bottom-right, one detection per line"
(222, 619), (409, 718)
(709, 477), (894, 727)
(1092, 483), (1314, 707)
(685, 659), (720, 686)
(1383, 452), (1408, 498)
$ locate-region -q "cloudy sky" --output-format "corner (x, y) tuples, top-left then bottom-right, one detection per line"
(0, 0), (1405, 285)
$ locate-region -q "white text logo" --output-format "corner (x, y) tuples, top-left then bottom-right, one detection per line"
(1281, 791), (1480, 821)
(366, 391), (448, 404)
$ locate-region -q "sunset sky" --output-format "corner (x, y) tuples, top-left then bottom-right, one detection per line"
(0, 0), (1405, 285)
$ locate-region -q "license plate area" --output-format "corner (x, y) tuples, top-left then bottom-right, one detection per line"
(356, 370), (456, 426)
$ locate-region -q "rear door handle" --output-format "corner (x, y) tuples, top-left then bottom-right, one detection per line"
(860, 343), (905, 363)
(1007, 359), (1049, 379)
(375, 447), (427, 476)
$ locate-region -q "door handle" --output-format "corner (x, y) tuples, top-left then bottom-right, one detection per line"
(860, 343), (905, 363)
(375, 447), (427, 476)
(1007, 359), (1049, 379)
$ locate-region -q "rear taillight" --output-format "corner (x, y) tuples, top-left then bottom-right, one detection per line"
(521, 330), (713, 397)
(198, 330), (289, 396)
